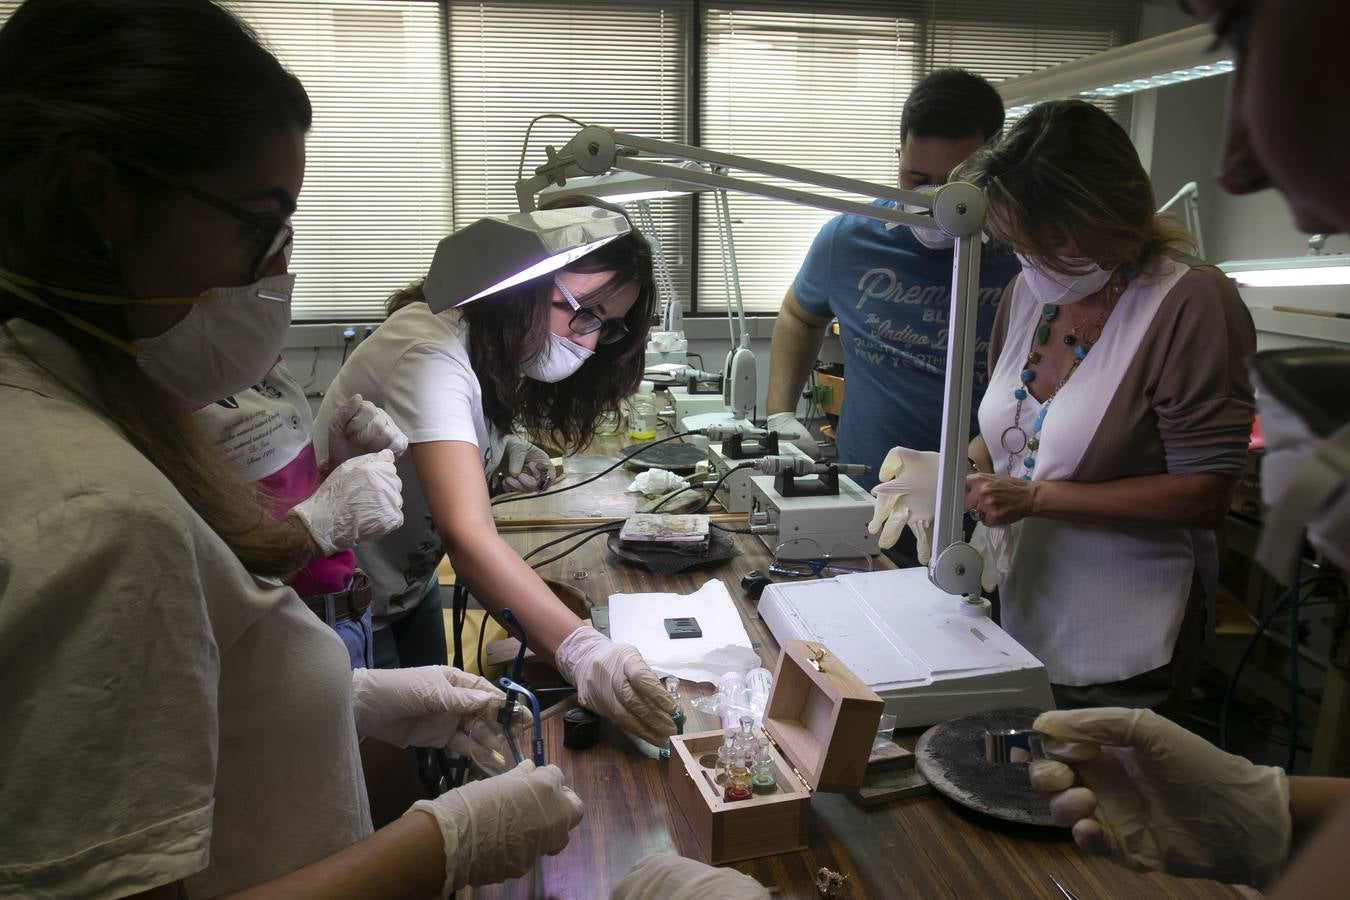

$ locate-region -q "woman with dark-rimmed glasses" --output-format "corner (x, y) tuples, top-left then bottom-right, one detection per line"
(314, 205), (680, 749)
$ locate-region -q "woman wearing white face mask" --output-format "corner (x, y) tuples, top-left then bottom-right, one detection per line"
(939, 99), (1258, 709)
(313, 206), (679, 748)
(0, 2), (590, 897)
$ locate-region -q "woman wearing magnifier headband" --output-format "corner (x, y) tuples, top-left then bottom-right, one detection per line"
(314, 198), (679, 750)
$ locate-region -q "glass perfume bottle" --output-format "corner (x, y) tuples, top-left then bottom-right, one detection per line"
(723, 757), (752, 802)
(665, 676), (685, 735)
(750, 737), (777, 794)
(723, 715), (755, 801)
(714, 730), (736, 786)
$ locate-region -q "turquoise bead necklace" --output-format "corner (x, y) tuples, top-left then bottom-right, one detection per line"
(1000, 274), (1127, 478)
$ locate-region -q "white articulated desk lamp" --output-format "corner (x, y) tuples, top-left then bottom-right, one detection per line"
(512, 122), (1053, 724)
(529, 161), (758, 424)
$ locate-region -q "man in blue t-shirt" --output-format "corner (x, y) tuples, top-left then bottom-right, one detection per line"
(766, 69), (1020, 564)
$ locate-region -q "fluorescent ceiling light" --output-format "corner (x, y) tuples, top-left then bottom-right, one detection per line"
(1219, 256), (1350, 288)
(998, 24), (1232, 114)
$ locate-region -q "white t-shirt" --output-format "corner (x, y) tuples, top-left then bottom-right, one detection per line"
(0, 322), (371, 898)
(314, 302), (504, 626)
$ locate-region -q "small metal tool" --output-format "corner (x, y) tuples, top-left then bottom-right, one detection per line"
(1048, 874), (1080, 900)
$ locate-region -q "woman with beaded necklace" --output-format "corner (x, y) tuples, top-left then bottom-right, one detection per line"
(953, 99), (1256, 710)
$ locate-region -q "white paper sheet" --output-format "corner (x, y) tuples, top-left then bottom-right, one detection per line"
(608, 578), (761, 685)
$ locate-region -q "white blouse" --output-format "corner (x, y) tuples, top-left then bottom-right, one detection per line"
(977, 259), (1219, 686)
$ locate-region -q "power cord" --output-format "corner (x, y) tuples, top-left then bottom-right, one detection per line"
(491, 430), (701, 507)
(515, 112), (590, 180)
(527, 522), (623, 570)
(1218, 569), (1345, 760)
(691, 462), (756, 514)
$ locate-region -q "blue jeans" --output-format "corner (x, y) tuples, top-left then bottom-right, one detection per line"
(373, 577), (448, 670)
(320, 595), (374, 670)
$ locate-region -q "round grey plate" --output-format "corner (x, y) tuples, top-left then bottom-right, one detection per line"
(620, 442), (706, 474)
(914, 706), (1054, 827)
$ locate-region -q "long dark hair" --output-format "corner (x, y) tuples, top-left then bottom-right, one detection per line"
(954, 100), (1195, 276)
(388, 218), (656, 452)
(0, 0), (317, 577)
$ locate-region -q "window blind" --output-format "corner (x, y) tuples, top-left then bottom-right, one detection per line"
(0, 1), (450, 321)
(698, 0), (1138, 314)
(228, 1), (451, 321)
(446, 1), (692, 312)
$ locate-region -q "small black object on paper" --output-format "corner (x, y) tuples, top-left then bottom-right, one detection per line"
(664, 617), (702, 639)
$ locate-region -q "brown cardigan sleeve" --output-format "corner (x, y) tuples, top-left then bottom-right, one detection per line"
(1149, 266), (1256, 476)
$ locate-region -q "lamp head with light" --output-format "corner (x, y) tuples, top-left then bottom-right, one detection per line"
(423, 206), (632, 312)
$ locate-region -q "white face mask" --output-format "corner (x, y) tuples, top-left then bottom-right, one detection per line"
(898, 184), (954, 250)
(134, 272), (294, 406)
(1016, 253), (1112, 305)
(522, 331), (594, 383)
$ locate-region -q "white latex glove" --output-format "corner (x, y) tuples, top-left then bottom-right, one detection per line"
(326, 392), (409, 467)
(351, 665), (529, 772)
(612, 854), (771, 900)
(410, 760), (583, 896)
(867, 446), (939, 560)
(291, 449), (403, 555)
(968, 521), (1018, 591)
(555, 625), (677, 746)
(1029, 707), (1291, 887)
(766, 411), (818, 459)
(501, 434), (554, 493)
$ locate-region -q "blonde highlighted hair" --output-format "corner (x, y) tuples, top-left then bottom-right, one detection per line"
(953, 99), (1196, 277)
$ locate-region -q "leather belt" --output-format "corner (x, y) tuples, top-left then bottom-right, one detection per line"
(301, 570), (372, 623)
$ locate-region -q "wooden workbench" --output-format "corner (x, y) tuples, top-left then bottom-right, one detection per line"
(462, 520), (1245, 900)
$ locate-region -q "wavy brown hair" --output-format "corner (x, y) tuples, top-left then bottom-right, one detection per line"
(953, 99), (1196, 277)
(0, 0), (316, 577)
(387, 215), (656, 452)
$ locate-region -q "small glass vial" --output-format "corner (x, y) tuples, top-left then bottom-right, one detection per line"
(714, 730), (736, 786)
(750, 737), (777, 794)
(723, 757), (752, 802)
(723, 714), (755, 801)
(664, 676), (685, 735)
(626, 380), (657, 440)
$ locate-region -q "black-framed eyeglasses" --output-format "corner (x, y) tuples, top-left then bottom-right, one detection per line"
(553, 275), (629, 346)
(116, 157), (293, 282)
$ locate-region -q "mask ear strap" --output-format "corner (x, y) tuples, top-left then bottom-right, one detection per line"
(0, 267), (199, 306)
(0, 270), (137, 354)
(1256, 422), (1350, 578)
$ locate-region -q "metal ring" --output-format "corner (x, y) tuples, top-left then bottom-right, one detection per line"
(969, 507), (983, 522)
(1000, 425), (1029, 454)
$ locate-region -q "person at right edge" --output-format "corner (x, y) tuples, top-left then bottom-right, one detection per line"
(1025, 3), (1350, 899)
(765, 68), (1019, 566)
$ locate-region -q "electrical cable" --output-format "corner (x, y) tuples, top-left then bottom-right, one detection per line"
(450, 583), (467, 671)
(515, 112), (589, 180)
(528, 524), (622, 570)
(711, 522), (751, 534)
(491, 430), (700, 506)
(1219, 571), (1343, 753)
(476, 608), (489, 677)
(1288, 555), (1302, 772)
(691, 462), (756, 514)
(524, 520), (620, 563)
(650, 484), (696, 512)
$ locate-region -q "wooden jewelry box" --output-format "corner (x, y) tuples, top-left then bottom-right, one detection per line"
(665, 640), (884, 864)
